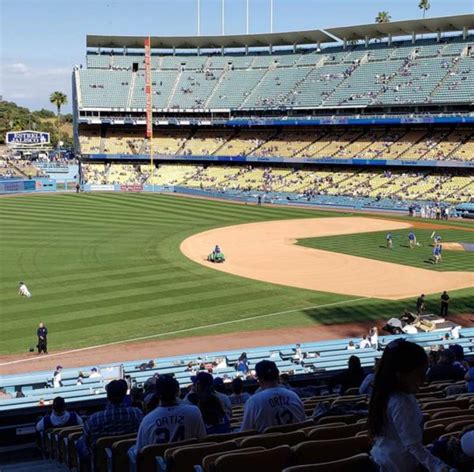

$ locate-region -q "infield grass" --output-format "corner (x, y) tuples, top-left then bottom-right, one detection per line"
(0, 193), (473, 356)
(298, 228), (474, 272)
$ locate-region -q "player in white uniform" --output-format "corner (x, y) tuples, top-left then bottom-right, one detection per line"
(133, 376), (206, 456)
(240, 360), (305, 433)
(18, 282), (31, 298)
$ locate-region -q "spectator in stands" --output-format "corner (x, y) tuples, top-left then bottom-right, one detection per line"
(36, 396), (83, 432)
(52, 366), (63, 388)
(449, 344), (469, 373)
(198, 389), (231, 435)
(229, 377), (250, 405)
(346, 340), (356, 350)
(329, 355), (365, 394)
(0, 388), (12, 401)
(369, 327), (379, 349)
(359, 335), (372, 349)
(212, 377), (232, 418)
(359, 358), (380, 397)
(133, 376), (206, 455)
(240, 360), (305, 433)
(466, 366), (474, 394)
(426, 349), (466, 383)
(236, 353), (250, 374)
(76, 379), (143, 460)
(368, 339), (451, 472)
(89, 367), (101, 378)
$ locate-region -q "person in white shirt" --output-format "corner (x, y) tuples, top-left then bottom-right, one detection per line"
(18, 281), (31, 298)
(240, 360), (305, 433)
(359, 335), (372, 349)
(52, 366), (63, 388)
(369, 327), (379, 349)
(133, 376), (206, 455)
(368, 339), (451, 472)
(89, 368), (101, 378)
(347, 341), (356, 350)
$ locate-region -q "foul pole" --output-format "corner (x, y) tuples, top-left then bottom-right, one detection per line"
(144, 36), (153, 168)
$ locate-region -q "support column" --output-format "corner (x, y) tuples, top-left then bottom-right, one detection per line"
(245, 44), (248, 55)
(365, 35), (369, 48)
(463, 26), (468, 40)
(412, 32), (416, 44)
(343, 38), (347, 50)
(269, 44), (273, 55)
(388, 34), (392, 46)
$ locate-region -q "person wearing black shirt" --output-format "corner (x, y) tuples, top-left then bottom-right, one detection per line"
(440, 291), (450, 318)
(416, 294), (425, 315)
(37, 322), (48, 354)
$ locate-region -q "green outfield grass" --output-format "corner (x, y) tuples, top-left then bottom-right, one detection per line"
(298, 228), (474, 272)
(0, 193), (473, 356)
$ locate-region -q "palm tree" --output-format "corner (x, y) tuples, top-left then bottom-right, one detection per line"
(49, 91), (68, 126)
(418, 0), (430, 19)
(375, 11), (391, 23)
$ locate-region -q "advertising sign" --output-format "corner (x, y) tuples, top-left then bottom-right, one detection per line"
(6, 130), (50, 145)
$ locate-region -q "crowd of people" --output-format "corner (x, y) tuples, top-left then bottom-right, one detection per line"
(34, 340), (474, 471)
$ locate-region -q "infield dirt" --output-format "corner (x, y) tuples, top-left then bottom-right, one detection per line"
(181, 217), (474, 300)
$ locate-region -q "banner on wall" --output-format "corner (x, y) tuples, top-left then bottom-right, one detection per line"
(120, 184), (143, 192)
(90, 184), (115, 191)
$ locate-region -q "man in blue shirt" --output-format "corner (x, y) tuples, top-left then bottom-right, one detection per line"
(76, 379), (143, 461)
(408, 231), (416, 249)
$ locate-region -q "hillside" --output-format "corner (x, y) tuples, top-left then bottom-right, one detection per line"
(0, 100), (73, 147)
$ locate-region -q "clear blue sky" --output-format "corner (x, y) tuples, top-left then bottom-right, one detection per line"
(0, 0), (472, 112)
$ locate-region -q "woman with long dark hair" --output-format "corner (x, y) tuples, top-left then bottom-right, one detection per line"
(368, 339), (451, 471)
(197, 389), (230, 435)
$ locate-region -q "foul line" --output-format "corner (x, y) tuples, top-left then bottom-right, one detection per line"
(0, 297), (367, 367)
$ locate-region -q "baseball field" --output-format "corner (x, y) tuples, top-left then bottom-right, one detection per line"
(0, 193), (473, 371)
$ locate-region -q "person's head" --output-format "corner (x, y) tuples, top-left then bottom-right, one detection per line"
(255, 360), (279, 387)
(39, 322), (44, 328)
(348, 341), (355, 347)
(238, 352), (247, 362)
(348, 355), (362, 372)
(56, 365), (62, 372)
(106, 379), (128, 405)
(280, 373), (290, 385)
(91, 367), (98, 373)
(231, 377), (244, 395)
(213, 377), (225, 394)
(155, 376), (179, 406)
(193, 372), (214, 393)
(368, 339), (428, 438)
(19, 281), (24, 286)
(362, 335), (367, 340)
(449, 344), (464, 362)
(52, 396), (66, 415)
(438, 349), (454, 365)
(296, 343), (301, 349)
(421, 294), (425, 299)
(197, 390), (226, 425)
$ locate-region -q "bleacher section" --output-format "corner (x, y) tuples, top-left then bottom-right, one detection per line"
(79, 127), (474, 161)
(79, 35), (474, 111)
(81, 163), (473, 204)
(2, 328), (473, 472)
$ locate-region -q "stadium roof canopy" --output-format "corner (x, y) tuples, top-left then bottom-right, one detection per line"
(87, 30), (336, 49)
(87, 14), (474, 50)
(326, 14), (474, 41)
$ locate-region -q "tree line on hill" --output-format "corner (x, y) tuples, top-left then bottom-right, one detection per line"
(0, 97), (72, 147)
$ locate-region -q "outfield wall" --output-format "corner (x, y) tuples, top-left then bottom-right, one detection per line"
(0, 178), (56, 194)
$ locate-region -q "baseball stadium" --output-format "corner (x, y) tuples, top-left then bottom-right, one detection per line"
(1, 2), (474, 471)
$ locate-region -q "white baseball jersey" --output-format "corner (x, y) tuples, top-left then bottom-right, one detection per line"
(19, 284), (31, 297)
(240, 386), (305, 433)
(135, 403), (206, 452)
